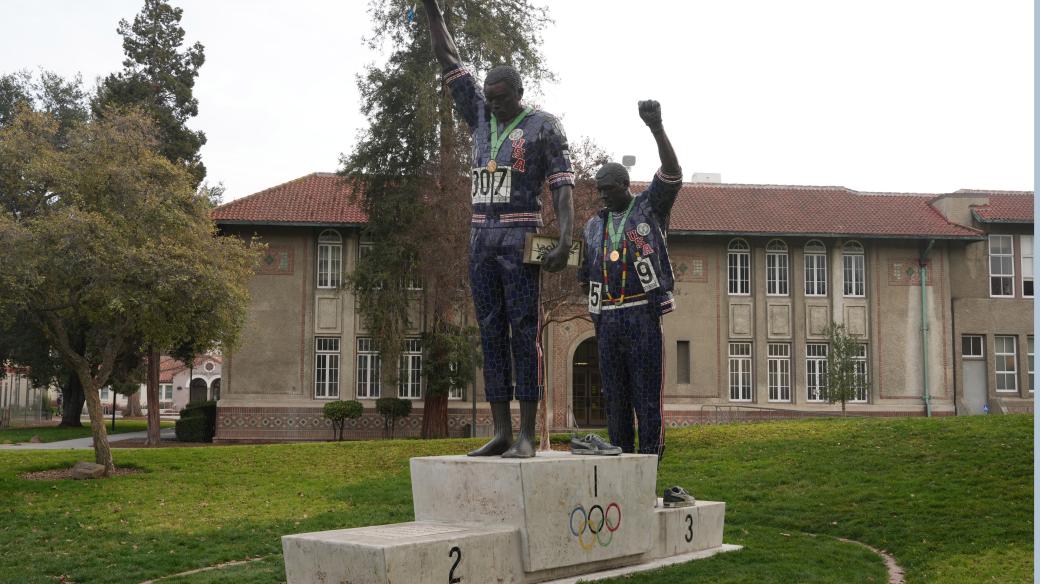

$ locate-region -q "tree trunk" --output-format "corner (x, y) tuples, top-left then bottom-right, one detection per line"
(80, 375), (114, 475)
(421, 392), (449, 438)
(127, 390), (142, 417)
(58, 371), (85, 427)
(146, 348), (161, 446)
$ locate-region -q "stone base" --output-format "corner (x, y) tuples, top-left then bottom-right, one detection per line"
(282, 453), (735, 584)
(542, 544), (742, 584)
(283, 521), (524, 584)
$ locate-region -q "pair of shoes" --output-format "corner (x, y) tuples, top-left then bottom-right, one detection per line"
(662, 486), (696, 508)
(569, 434), (621, 456)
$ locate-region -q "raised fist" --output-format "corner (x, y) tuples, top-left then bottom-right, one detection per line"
(638, 100), (662, 128)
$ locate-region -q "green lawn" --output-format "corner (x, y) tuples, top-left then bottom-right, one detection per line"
(0, 420), (174, 444)
(0, 415), (1030, 583)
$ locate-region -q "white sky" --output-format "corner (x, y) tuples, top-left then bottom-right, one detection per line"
(1, 1), (1033, 201)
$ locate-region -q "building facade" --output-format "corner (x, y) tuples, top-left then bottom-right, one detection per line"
(211, 173), (1033, 442)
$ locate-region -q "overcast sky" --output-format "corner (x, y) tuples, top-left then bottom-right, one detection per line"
(1, 1), (1033, 201)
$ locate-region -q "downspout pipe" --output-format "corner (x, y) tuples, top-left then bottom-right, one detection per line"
(920, 239), (936, 417)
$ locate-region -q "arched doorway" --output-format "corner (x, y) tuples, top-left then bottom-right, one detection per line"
(572, 338), (606, 427)
(189, 378), (208, 404)
(210, 378), (221, 401)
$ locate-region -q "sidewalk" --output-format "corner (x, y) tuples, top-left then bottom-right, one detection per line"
(0, 428), (175, 450)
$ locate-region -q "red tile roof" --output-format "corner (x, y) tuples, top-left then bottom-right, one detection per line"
(215, 173), (989, 239)
(212, 173), (367, 226)
(158, 355), (222, 383)
(663, 183), (982, 239)
(961, 190), (1035, 224)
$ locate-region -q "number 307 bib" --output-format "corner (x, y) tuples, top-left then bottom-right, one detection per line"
(471, 167), (512, 205)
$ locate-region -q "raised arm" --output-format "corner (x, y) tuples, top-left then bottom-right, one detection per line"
(639, 100), (679, 176)
(422, 0), (461, 70)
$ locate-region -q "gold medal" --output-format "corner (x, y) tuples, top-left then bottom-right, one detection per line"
(609, 250), (620, 262)
(486, 160), (497, 172)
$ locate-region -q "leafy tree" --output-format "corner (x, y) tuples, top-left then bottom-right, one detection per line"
(822, 322), (869, 415)
(376, 397), (413, 439)
(323, 400), (364, 441)
(342, 0), (553, 436)
(95, 0), (211, 444)
(0, 72), (92, 426)
(0, 107), (257, 474)
(93, 0), (207, 187)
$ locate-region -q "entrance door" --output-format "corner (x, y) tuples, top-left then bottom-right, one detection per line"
(189, 378), (208, 404)
(962, 361), (988, 414)
(961, 335), (988, 415)
(572, 338), (606, 427)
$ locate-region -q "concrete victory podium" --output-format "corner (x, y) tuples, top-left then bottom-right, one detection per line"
(282, 453), (738, 583)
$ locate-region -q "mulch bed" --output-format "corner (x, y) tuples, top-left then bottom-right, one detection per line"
(111, 438), (232, 448)
(20, 467), (145, 481)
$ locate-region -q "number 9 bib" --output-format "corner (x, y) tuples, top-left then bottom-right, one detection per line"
(635, 257), (659, 291)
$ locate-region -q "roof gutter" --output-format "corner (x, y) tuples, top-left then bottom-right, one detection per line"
(668, 230), (984, 241)
(213, 220), (366, 228)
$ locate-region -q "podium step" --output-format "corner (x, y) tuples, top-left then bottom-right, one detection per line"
(283, 521), (523, 584)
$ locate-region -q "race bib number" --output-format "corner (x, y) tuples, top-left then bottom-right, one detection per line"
(588, 281), (603, 315)
(471, 167), (511, 205)
(635, 257), (660, 291)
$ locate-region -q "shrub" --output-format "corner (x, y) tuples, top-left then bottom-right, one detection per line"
(323, 400), (363, 441)
(178, 400), (217, 442)
(375, 397), (412, 439)
(175, 415), (208, 442)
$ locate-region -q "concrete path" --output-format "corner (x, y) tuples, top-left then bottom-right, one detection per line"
(0, 428), (175, 450)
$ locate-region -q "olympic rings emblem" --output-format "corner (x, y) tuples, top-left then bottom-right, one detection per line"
(568, 502), (622, 550)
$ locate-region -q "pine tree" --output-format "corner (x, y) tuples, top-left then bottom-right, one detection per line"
(341, 0), (554, 437)
(94, 0), (207, 187)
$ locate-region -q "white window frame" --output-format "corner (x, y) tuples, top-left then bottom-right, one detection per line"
(398, 338), (422, 399)
(1020, 235), (1033, 298)
(356, 337), (381, 399)
(961, 335), (984, 359)
(851, 344), (868, 402)
(1028, 336), (1034, 393)
(988, 235), (1015, 298)
(806, 343), (828, 402)
(766, 240), (789, 296)
(314, 337), (341, 399)
(995, 335), (1018, 393)
(317, 230), (343, 289)
(804, 240), (828, 297)
(447, 362), (463, 400)
(842, 241), (865, 298)
(728, 239), (751, 296)
(767, 343), (791, 402)
(160, 383), (174, 402)
(728, 342), (752, 401)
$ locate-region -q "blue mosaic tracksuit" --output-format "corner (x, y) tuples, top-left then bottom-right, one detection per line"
(578, 169), (683, 455)
(444, 65), (575, 403)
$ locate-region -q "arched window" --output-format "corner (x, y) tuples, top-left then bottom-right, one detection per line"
(727, 239), (750, 295)
(766, 240), (789, 296)
(317, 230), (342, 289)
(804, 240), (827, 296)
(842, 241), (865, 297)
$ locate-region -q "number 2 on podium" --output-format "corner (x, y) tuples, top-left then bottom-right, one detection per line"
(449, 546), (462, 583)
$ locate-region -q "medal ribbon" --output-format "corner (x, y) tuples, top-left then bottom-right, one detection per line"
(600, 200), (640, 305)
(607, 198), (636, 254)
(490, 107), (533, 164)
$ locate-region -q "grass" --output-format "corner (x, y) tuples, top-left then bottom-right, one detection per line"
(0, 415), (1030, 583)
(0, 420), (175, 444)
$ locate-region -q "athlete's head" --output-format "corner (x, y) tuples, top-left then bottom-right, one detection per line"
(484, 65), (524, 120)
(595, 163), (632, 212)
